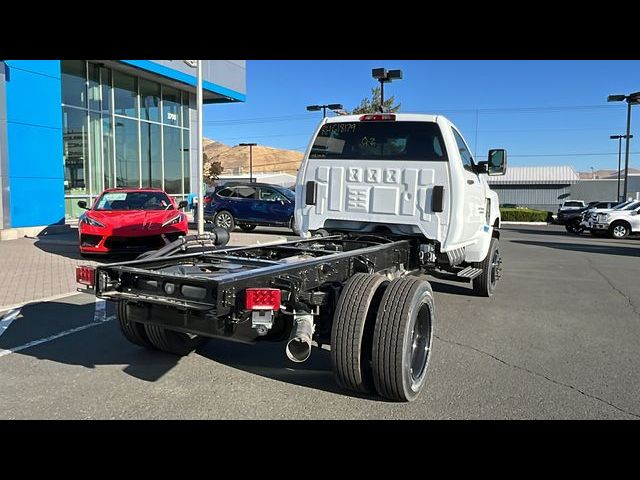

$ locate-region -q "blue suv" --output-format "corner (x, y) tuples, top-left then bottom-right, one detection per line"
(203, 183), (296, 232)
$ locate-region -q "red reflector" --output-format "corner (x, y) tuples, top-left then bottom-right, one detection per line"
(76, 265), (96, 287)
(204, 196), (212, 204)
(360, 114), (396, 121)
(245, 288), (281, 310)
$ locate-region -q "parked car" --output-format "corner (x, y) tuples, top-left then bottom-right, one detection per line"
(203, 182), (296, 232)
(586, 200), (640, 238)
(77, 188), (189, 256)
(556, 199), (586, 226)
(578, 201), (625, 234)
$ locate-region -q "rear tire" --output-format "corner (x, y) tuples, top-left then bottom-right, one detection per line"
(472, 237), (502, 297)
(116, 301), (155, 349)
(239, 224), (256, 232)
(372, 276), (434, 402)
(331, 273), (389, 394)
(143, 324), (209, 356)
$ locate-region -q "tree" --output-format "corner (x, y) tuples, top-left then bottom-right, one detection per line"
(202, 152), (224, 185)
(351, 86), (401, 114)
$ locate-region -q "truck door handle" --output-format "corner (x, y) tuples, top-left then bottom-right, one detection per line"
(467, 180), (475, 184)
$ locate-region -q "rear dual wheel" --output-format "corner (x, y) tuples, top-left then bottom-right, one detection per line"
(116, 300), (208, 355)
(331, 274), (434, 402)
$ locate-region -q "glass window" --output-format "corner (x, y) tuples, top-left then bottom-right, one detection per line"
(61, 60), (87, 108)
(182, 91), (190, 127)
(217, 187), (233, 197)
(260, 188), (286, 202)
(102, 116), (114, 189)
(88, 63), (102, 111)
(100, 67), (112, 113)
(62, 107), (88, 194)
(94, 191), (173, 211)
(89, 112), (103, 195)
(163, 86), (180, 126)
(235, 186), (257, 199)
(113, 71), (138, 117)
(452, 129), (474, 171)
(182, 129), (190, 194)
(140, 79), (160, 122)
(309, 121), (448, 161)
(141, 121), (162, 188)
(114, 117), (139, 187)
(163, 126), (182, 194)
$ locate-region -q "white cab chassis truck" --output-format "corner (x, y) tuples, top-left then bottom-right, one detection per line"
(80, 112), (506, 403)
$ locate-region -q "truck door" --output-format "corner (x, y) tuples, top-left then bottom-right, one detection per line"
(451, 129), (486, 242)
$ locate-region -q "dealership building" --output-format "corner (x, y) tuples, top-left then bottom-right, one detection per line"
(0, 60), (245, 237)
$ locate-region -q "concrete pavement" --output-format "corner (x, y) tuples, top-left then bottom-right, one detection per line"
(0, 225), (639, 419)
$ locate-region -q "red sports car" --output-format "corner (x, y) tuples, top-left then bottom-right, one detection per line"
(77, 188), (189, 256)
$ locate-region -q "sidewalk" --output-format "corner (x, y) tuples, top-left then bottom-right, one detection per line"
(0, 226), (287, 311)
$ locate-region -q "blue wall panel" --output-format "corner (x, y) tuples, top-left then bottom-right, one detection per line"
(4, 60), (64, 228)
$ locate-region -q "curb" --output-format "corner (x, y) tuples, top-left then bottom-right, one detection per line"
(501, 222), (550, 226)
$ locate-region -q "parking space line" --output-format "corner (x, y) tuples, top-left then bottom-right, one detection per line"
(94, 298), (106, 323)
(0, 309), (21, 337)
(0, 315), (115, 359)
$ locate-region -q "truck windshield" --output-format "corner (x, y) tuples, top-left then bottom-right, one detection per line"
(94, 191), (174, 211)
(309, 121), (448, 161)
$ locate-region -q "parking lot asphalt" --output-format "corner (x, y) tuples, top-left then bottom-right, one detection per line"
(0, 225), (638, 419)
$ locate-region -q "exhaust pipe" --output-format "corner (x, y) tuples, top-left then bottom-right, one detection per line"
(285, 312), (315, 363)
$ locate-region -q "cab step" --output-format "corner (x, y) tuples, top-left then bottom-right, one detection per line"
(456, 266), (483, 280)
(428, 266), (483, 283)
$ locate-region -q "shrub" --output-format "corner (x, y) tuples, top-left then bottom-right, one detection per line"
(500, 208), (549, 222)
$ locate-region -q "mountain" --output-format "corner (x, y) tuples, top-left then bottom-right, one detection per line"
(578, 168), (640, 179)
(203, 138), (303, 176)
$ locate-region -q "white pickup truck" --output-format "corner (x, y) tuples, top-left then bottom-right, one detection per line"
(295, 113), (507, 296)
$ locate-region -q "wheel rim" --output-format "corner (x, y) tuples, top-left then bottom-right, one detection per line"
(613, 225), (626, 237)
(216, 213), (232, 229)
(409, 303), (432, 386)
(490, 248), (502, 288)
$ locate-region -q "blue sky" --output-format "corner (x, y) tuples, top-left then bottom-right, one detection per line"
(204, 60), (640, 173)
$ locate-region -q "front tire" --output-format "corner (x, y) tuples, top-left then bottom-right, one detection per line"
(372, 276), (434, 402)
(213, 210), (235, 231)
(565, 218), (584, 234)
(331, 273), (389, 394)
(143, 324), (209, 356)
(473, 237), (502, 297)
(609, 221), (630, 239)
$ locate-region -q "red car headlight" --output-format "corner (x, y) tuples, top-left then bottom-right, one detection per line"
(162, 214), (185, 227)
(81, 214), (105, 228)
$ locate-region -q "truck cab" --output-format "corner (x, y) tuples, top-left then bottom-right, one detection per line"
(294, 113), (506, 264)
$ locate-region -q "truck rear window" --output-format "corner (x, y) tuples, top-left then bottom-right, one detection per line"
(309, 121), (448, 161)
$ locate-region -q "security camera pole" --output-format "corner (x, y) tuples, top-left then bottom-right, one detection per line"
(184, 60), (204, 234)
(371, 68), (403, 113)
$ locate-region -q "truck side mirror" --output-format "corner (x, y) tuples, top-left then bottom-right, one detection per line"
(486, 149), (507, 176)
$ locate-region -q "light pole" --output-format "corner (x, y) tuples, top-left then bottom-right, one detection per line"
(607, 92), (640, 200)
(371, 68), (402, 112)
(610, 134), (633, 201)
(306, 104), (344, 118)
(238, 142), (257, 183)
(183, 60), (204, 234)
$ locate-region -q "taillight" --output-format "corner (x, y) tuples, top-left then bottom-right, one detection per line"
(205, 196), (213, 204)
(245, 288), (281, 310)
(359, 114), (396, 121)
(76, 265), (96, 287)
